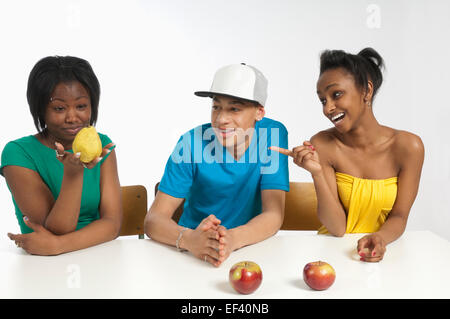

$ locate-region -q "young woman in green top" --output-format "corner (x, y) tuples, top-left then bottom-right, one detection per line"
(1, 56), (122, 255)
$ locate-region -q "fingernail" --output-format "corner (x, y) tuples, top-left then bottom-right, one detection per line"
(97, 157), (103, 162)
(75, 152), (81, 158)
(360, 257), (364, 261)
(372, 251), (376, 257)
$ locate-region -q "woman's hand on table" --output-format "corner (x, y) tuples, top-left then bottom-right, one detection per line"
(357, 233), (386, 262)
(7, 216), (62, 256)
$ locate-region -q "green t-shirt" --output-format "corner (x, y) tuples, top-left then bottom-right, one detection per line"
(0, 133), (115, 234)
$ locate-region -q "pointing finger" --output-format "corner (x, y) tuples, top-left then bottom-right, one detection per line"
(269, 146), (294, 157)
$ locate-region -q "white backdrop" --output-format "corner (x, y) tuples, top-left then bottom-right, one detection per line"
(1, 0), (449, 241)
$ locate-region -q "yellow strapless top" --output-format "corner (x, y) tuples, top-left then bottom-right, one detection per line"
(318, 172), (398, 234)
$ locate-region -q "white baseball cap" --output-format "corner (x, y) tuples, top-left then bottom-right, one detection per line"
(195, 63), (268, 107)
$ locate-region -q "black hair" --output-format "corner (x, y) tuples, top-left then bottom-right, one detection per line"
(26, 56), (100, 133)
(319, 47), (384, 101)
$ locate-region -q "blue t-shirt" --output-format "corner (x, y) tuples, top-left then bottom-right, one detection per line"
(158, 117), (289, 229)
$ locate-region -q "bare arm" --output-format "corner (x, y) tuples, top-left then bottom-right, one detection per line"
(144, 190), (186, 246)
(270, 135), (347, 236)
(3, 143), (114, 235)
(358, 133), (425, 261)
(380, 134), (424, 241)
(309, 135), (347, 236)
(144, 191), (222, 266)
(3, 161), (83, 235)
(231, 189), (285, 249)
(56, 148), (122, 253)
(6, 149), (122, 255)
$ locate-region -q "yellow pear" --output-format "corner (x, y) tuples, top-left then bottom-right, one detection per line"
(72, 126), (102, 163)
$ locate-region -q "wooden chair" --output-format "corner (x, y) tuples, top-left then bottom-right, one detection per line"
(153, 181), (321, 230)
(119, 185), (148, 239)
(281, 182), (321, 230)
(154, 182), (184, 223)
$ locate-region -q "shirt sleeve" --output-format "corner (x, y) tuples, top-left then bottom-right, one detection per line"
(0, 141), (37, 177)
(158, 132), (194, 198)
(98, 133), (116, 164)
(259, 123), (290, 192)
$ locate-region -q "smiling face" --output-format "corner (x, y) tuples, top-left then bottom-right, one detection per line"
(211, 95), (265, 151)
(317, 67), (373, 133)
(44, 81), (92, 148)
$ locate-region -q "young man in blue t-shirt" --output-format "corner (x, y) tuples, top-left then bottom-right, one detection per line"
(144, 63), (289, 267)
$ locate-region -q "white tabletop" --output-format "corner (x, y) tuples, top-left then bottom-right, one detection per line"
(1, 230), (449, 299)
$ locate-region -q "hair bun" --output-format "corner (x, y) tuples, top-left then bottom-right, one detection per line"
(358, 47), (384, 69)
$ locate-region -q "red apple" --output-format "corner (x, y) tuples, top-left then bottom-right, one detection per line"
(229, 261), (262, 294)
(303, 261), (336, 291)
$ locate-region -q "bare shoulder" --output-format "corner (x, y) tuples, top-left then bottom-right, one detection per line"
(392, 129), (425, 158)
(310, 128), (338, 153)
(309, 129), (340, 167)
(310, 128), (337, 146)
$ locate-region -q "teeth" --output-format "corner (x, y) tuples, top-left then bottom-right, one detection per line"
(331, 112), (345, 121)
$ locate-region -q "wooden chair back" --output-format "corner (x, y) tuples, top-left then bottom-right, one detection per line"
(281, 182), (321, 230)
(119, 185), (148, 238)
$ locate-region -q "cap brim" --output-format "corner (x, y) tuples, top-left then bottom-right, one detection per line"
(194, 91), (262, 106)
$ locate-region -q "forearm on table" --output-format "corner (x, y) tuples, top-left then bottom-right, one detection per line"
(375, 213), (408, 245)
(144, 211), (186, 247)
(56, 216), (120, 254)
(231, 210), (283, 250)
(312, 173), (347, 236)
(44, 171), (84, 234)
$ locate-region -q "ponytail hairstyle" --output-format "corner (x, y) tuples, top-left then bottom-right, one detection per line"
(319, 47), (384, 102)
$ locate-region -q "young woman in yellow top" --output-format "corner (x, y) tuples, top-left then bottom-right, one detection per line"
(271, 48), (424, 262)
